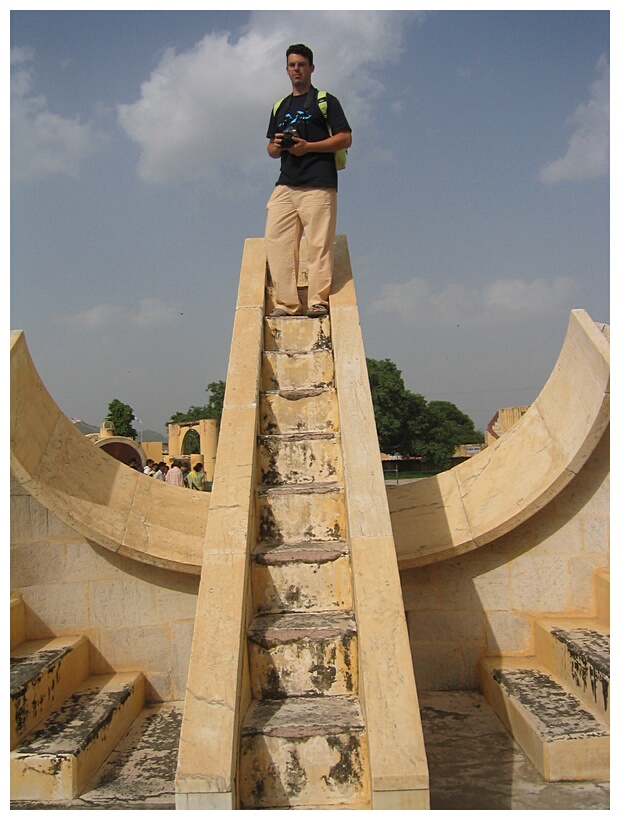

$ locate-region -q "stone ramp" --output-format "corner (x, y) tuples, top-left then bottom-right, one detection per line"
(176, 237), (429, 808)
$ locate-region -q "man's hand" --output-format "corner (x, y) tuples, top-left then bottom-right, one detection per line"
(287, 137), (309, 157)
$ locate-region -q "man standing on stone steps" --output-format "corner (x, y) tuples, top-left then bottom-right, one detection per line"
(265, 43), (352, 319)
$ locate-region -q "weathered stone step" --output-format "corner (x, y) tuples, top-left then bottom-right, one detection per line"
(534, 617), (610, 725)
(260, 388), (339, 436)
(11, 636), (90, 748)
(11, 702), (184, 810)
(252, 541), (353, 615)
(248, 611), (358, 699)
(254, 540), (350, 564)
(258, 483), (346, 545)
(239, 695), (370, 809)
(258, 432), (342, 486)
(264, 314), (331, 353)
(480, 657), (609, 782)
(262, 349), (334, 392)
(77, 701), (182, 808)
(11, 671), (146, 801)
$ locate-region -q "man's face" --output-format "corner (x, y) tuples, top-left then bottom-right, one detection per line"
(286, 53), (314, 90)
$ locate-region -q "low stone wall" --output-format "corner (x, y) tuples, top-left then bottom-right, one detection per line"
(10, 474), (199, 703)
(401, 428), (609, 690)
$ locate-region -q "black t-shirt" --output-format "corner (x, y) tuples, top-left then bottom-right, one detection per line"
(267, 87), (351, 191)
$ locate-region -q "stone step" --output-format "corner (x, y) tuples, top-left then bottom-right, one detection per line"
(480, 657), (609, 782)
(10, 702), (184, 810)
(264, 315), (332, 353)
(247, 611), (358, 699)
(534, 617), (610, 725)
(257, 483), (346, 545)
(595, 568), (609, 625)
(11, 671), (146, 801)
(252, 541), (353, 615)
(77, 701), (182, 808)
(260, 388), (339, 436)
(261, 349), (334, 393)
(11, 636), (90, 749)
(258, 432), (342, 486)
(11, 594), (26, 650)
(239, 695), (370, 809)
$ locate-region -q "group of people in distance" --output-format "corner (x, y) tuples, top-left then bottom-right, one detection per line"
(128, 458), (211, 491)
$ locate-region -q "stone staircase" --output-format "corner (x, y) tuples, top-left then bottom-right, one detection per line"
(238, 312), (371, 809)
(479, 568), (610, 782)
(10, 593), (157, 804)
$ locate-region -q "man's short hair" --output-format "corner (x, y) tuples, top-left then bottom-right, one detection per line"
(286, 43), (313, 66)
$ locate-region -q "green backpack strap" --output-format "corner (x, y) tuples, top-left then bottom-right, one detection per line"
(318, 89), (347, 171)
(317, 90), (328, 118)
(272, 95), (290, 117)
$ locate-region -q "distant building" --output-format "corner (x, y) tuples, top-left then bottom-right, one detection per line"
(486, 405), (531, 444)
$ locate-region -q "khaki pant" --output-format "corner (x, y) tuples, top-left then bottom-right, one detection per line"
(265, 185), (337, 314)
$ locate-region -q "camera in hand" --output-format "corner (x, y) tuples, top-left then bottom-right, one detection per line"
(280, 127), (298, 150)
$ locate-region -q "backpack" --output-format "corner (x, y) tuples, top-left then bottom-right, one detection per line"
(272, 88), (348, 171)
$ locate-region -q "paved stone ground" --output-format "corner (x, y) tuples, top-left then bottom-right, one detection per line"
(419, 690), (610, 811)
(12, 692), (610, 810)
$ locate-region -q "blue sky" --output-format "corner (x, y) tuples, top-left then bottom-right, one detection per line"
(10, 7), (611, 437)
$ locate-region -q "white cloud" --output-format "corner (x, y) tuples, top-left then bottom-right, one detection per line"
(116, 10), (417, 185)
(11, 47), (107, 183)
(58, 298), (183, 333)
(368, 275), (579, 328)
(539, 54), (609, 185)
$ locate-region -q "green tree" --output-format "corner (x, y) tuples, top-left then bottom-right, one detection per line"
(169, 381), (226, 425)
(366, 358), (416, 455)
(366, 358), (482, 470)
(106, 399), (137, 439)
(427, 400), (485, 445)
(203, 380), (226, 421)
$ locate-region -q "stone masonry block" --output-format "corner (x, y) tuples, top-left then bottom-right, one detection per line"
(409, 609), (484, 646)
(10, 540), (67, 587)
(409, 638), (466, 691)
(483, 610), (533, 656)
(10, 496), (48, 544)
(510, 555), (570, 613)
(89, 579), (157, 629)
(18, 583), (91, 638)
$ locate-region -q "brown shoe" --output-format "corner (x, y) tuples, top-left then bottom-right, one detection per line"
(306, 304), (329, 317)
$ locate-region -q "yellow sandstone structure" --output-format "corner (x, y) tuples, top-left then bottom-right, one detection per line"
(10, 236), (609, 807)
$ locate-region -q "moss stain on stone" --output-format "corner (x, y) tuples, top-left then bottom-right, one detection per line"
(324, 734), (363, 787)
(284, 747), (308, 796)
